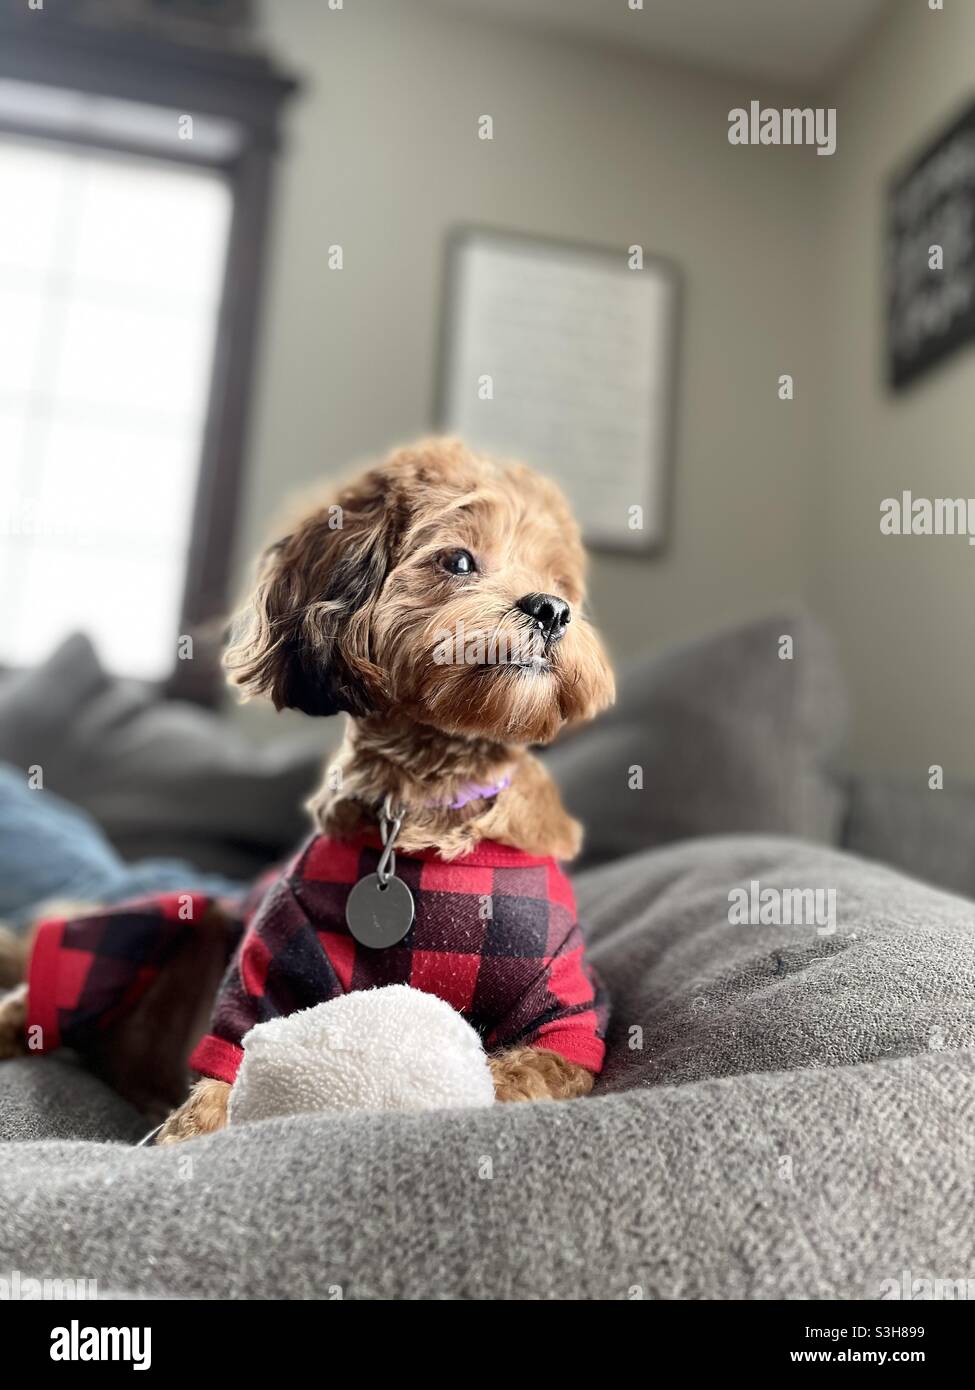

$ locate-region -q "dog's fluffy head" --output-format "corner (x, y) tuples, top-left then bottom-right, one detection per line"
(225, 438), (614, 745)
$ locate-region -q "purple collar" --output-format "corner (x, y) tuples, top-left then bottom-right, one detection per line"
(434, 775), (512, 811)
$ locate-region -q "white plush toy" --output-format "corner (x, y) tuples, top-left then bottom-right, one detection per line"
(227, 984), (496, 1125)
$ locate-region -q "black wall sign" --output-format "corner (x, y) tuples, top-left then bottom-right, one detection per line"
(887, 97), (975, 390)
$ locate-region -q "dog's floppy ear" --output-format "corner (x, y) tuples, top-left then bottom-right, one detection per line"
(223, 467), (403, 716)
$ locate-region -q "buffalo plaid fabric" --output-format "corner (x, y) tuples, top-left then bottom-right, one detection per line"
(192, 835), (608, 1083)
(26, 874), (273, 1056)
(27, 893), (233, 1055)
(27, 837), (608, 1082)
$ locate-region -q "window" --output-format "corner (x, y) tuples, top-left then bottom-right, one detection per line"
(0, 136), (232, 678)
(0, 12), (296, 696)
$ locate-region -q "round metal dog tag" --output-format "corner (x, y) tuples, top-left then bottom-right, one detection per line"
(345, 873), (415, 949)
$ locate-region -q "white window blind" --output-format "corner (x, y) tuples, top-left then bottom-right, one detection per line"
(0, 135), (231, 678)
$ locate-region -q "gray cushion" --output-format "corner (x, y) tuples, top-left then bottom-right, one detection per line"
(3, 835), (974, 1300)
(545, 610), (848, 868)
(0, 1056), (145, 1144)
(0, 635), (325, 878)
(0, 633), (108, 776)
(844, 774), (975, 900)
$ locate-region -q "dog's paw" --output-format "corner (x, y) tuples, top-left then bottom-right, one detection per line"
(0, 983), (28, 1061)
(489, 1046), (594, 1102)
(0, 925), (27, 990)
(156, 1077), (231, 1144)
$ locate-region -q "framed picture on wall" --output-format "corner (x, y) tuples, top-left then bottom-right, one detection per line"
(436, 227), (681, 553)
(887, 96), (975, 391)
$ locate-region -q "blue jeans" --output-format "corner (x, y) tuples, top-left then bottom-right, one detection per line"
(0, 764), (242, 931)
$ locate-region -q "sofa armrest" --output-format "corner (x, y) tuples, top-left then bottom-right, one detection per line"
(843, 773), (975, 899)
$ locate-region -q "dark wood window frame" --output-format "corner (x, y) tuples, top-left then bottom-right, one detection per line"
(0, 5), (297, 702)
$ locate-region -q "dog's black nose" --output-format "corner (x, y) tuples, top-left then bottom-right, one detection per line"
(516, 592), (571, 643)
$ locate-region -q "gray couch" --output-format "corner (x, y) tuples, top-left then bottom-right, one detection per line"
(2, 612), (975, 1299)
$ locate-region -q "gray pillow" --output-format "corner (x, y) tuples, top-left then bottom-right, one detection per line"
(544, 610), (848, 868)
(0, 1057), (145, 1144)
(0, 634), (325, 877)
(843, 774), (975, 901)
(0, 632), (108, 780)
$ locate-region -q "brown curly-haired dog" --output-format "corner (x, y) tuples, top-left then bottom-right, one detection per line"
(0, 438), (614, 1137)
(161, 437), (614, 1139)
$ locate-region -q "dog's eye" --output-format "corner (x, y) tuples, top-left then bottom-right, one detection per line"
(441, 549), (477, 576)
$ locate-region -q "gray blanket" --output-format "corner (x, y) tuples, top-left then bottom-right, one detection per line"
(3, 835), (975, 1299)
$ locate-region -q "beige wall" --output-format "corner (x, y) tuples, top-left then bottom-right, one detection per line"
(818, 1), (975, 775)
(236, 0), (824, 736)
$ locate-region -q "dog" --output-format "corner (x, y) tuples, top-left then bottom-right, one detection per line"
(0, 438), (615, 1139)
